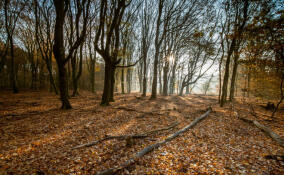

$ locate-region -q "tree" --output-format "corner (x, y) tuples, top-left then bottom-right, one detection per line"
(94, 0), (130, 106)
(53, 0), (90, 109)
(140, 0), (153, 97)
(220, 0), (249, 107)
(34, 0), (58, 94)
(202, 74), (214, 95)
(4, 0), (25, 93)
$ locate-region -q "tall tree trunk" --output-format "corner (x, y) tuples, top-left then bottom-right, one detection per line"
(90, 63), (95, 92)
(58, 62), (71, 109)
(72, 44), (83, 97)
(218, 64), (222, 103)
(90, 61), (95, 93)
(127, 68), (131, 93)
(170, 62), (176, 94)
(179, 84), (185, 96)
(151, 51), (159, 99)
(151, 0), (163, 99)
(220, 39), (236, 107)
(101, 61), (112, 106)
(229, 53), (239, 101)
(185, 85), (189, 94)
(53, 0), (71, 109)
(158, 64), (162, 94)
(142, 55), (147, 96)
(9, 37), (18, 93)
(162, 62), (169, 96)
(220, 0), (248, 107)
(121, 60), (125, 94)
(138, 64), (143, 93)
(109, 65), (116, 102)
(46, 62), (58, 94)
(247, 69), (250, 98)
(271, 73), (284, 118)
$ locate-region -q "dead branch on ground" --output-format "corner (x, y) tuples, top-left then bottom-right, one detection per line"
(73, 122), (179, 149)
(96, 107), (212, 175)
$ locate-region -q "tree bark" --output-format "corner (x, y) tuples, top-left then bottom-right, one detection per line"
(271, 73), (284, 118)
(151, 0), (164, 99)
(142, 55), (147, 96)
(57, 62), (71, 109)
(109, 66), (116, 102)
(127, 68), (131, 93)
(169, 65), (176, 94)
(71, 43), (83, 97)
(121, 60), (125, 94)
(229, 53), (239, 101)
(9, 36), (18, 93)
(53, 0), (71, 109)
(162, 57), (169, 96)
(101, 61), (112, 106)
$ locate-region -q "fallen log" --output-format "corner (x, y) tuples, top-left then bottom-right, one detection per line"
(252, 120), (284, 148)
(73, 122), (179, 149)
(96, 107), (212, 175)
(237, 114), (284, 148)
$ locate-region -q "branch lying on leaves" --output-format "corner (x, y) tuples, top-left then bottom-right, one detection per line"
(73, 122), (179, 149)
(96, 107), (212, 175)
(235, 109), (284, 148)
(113, 106), (171, 116)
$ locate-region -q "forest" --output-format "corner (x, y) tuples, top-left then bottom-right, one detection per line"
(0, 0), (283, 174)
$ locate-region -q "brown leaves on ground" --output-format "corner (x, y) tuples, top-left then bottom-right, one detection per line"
(0, 91), (283, 174)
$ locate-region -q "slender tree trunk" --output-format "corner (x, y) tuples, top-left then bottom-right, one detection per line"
(218, 66), (222, 103)
(46, 63), (58, 94)
(127, 68), (131, 93)
(218, 51), (224, 103)
(151, 51), (159, 99)
(162, 62), (169, 96)
(142, 55), (147, 96)
(121, 60), (125, 94)
(158, 64), (162, 94)
(247, 69), (250, 98)
(90, 62), (95, 93)
(170, 62), (176, 94)
(30, 56), (37, 90)
(109, 65), (116, 102)
(179, 84), (185, 96)
(9, 37), (18, 93)
(101, 61), (112, 106)
(220, 39), (236, 107)
(57, 62), (71, 109)
(39, 62), (45, 89)
(271, 73), (284, 118)
(186, 85), (189, 94)
(72, 44), (83, 97)
(151, 0), (163, 99)
(229, 54), (239, 101)
(53, 0), (71, 109)
(71, 54), (77, 95)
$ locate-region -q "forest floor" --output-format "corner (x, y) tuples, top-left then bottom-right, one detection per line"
(0, 90), (283, 175)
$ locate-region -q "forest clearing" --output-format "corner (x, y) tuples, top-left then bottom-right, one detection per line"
(0, 91), (283, 174)
(1, 0), (284, 174)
